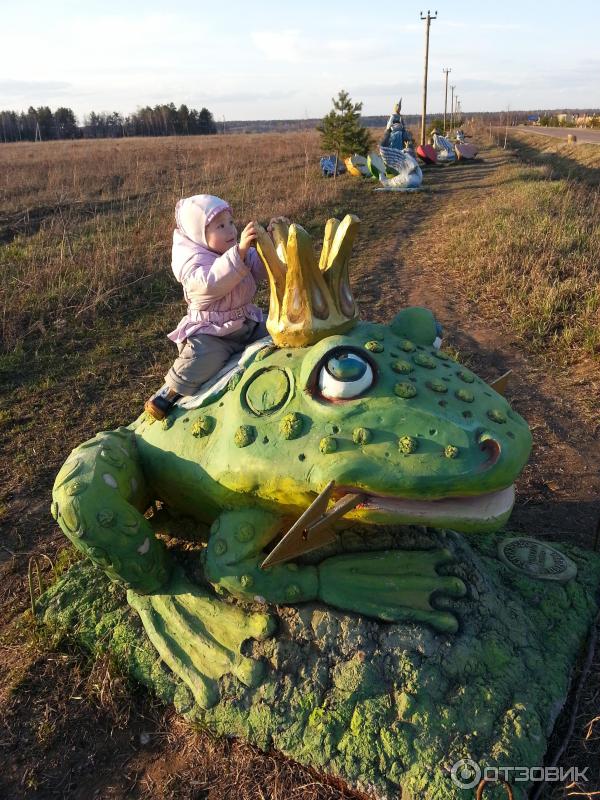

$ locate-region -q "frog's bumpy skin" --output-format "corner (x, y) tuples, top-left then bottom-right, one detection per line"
(49, 306), (534, 709)
(51, 427), (172, 592)
(205, 509), (319, 604)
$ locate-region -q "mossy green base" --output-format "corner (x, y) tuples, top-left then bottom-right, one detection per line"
(38, 530), (600, 800)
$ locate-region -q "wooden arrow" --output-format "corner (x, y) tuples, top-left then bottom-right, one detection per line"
(489, 369), (512, 397)
(260, 482), (364, 568)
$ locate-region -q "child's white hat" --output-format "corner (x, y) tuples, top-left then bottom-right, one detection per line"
(175, 194), (231, 246)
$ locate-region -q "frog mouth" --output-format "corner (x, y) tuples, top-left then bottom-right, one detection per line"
(351, 484), (516, 526)
(262, 483), (516, 567)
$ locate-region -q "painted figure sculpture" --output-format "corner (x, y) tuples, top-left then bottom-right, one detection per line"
(377, 146), (423, 190)
(47, 215), (600, 800)
(432, 131), (457, 163)
(51, 216), (532, 710)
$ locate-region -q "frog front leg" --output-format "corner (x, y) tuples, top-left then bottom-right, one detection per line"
(52, 430), (276, 710)
(205, 509), (320, 604)
(51, 427), (172, 592)
(206, 510), (467, 634)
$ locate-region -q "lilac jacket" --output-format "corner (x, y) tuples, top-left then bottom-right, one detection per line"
(168, 215), (267, 344)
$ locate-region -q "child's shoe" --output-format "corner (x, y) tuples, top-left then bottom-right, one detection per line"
(144, 385), (181, 421)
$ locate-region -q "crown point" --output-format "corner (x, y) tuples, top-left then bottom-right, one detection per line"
(257, 215), (360, 348)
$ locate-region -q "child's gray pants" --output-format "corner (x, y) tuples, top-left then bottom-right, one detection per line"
(165, 319), (268, 396)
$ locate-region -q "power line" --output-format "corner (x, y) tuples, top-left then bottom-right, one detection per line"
(420, 9), (438, 146)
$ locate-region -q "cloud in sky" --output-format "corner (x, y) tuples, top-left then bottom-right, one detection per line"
(0, 79), (73, 97)
(206, 89), (299, 103)
(1, 1), (599, 120)
(250, 30), (386, 64)
(438, 20), (523, 31)
(349, 82), (419, 98)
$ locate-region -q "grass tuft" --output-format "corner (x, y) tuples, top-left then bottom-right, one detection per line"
(444, 161), (599, 361)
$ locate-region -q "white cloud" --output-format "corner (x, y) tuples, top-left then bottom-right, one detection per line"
(0, 12), (216, 77)
(0, 5), (598, 120)
(0, 79), (72, 96)
(251, 30), (306, 62)
(207, 89), (298, 103)
(250, 29), (392, 64)
(351, 81), (420, 97)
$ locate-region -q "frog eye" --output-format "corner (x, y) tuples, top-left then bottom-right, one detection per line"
(318, 351), (374, 400)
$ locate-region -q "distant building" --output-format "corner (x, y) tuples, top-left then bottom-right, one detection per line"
(556, 113), (574, 124)
(527, 114), (540, 124)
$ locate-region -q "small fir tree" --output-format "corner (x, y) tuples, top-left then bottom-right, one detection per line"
(318, 90), (372, 176)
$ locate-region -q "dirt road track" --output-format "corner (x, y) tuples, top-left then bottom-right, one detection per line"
(516, 125), (600, 144)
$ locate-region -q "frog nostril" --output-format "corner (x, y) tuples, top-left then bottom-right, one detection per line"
(478, 434), (501, 468)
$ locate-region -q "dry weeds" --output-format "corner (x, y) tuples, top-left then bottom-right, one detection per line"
(442, 143), (599, 361)
(506, 129), (600, 182)
(0, 131), (347, 352)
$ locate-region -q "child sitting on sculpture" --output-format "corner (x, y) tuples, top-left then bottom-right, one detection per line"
(145, 194), (280, 420)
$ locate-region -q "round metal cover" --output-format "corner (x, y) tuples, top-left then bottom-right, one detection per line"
(497, 536), (577, 583)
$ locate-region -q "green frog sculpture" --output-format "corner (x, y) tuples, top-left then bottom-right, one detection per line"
(51, 215), (532, 711)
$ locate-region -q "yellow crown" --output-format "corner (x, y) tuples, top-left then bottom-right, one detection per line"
(255, 214), (360, 348)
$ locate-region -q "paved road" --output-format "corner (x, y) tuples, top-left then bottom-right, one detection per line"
(516, 125), (600, 144)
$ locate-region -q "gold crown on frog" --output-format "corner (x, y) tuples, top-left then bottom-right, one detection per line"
(255, 215), (360, 348)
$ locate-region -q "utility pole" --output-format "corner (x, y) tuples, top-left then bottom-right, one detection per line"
(504, 104), (510, 149)
(420, 9), (438, 146)
(443, 67), (451, 133)
(450, 85), (455, 132)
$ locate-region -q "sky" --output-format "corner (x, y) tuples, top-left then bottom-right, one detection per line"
(1, 0), (599, 122)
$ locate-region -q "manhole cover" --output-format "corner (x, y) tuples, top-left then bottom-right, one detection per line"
(497, 537), (577, 583)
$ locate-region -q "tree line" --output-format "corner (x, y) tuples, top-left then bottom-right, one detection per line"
(0, 103), (218, 142)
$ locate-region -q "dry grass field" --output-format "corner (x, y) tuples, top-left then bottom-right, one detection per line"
(505, 128), (600, 184)
(446, 139), (600, 361)
(0, 128), (599, 799)
(0, 132), (345, 352)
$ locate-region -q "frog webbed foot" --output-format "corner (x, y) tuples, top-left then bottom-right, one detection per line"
(128, 566), (276, 710)
(318, 548), (467, 633)
(205, 511), (466, 634)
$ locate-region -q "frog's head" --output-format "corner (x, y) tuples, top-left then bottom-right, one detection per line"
(226, 216), (531, 533)
(219, 306), (531, 533)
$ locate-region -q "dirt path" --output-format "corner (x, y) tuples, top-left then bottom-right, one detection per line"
(351, 150), (600, 798)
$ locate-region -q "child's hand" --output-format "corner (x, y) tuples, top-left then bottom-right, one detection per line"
(239, 221), (258, 259)
(267, 216), (291, 234)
